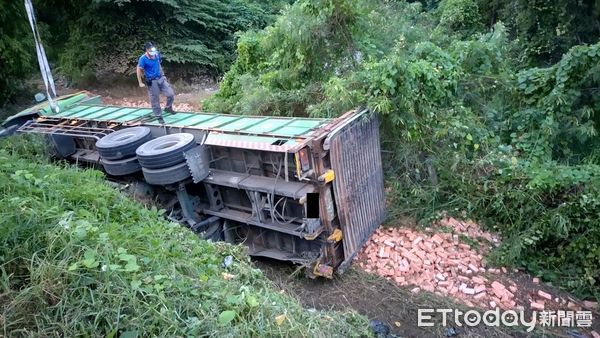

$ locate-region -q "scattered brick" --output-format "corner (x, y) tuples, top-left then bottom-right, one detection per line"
(537, 290), (552, 300)
(463, 287), (476, 295)
(354, 219), (577, 311)
(532, 277), (540, 284)
(474, 292), (487, 300)
(530, 302), (545, 310)
(472, 276), (486, 284)
(583, 300), (598, 310)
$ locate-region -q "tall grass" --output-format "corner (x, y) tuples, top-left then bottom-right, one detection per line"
(0, 135), (369, 337)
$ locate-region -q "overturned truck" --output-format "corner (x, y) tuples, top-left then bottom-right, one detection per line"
(2, 92), (385, 277)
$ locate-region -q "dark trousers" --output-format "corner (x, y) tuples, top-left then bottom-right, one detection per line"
(147, 76), (174, 117)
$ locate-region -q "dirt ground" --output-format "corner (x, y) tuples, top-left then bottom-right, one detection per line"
(254, 254), (599, 338)
(18, 82), (599, 338)
(92, 78), (217, 111)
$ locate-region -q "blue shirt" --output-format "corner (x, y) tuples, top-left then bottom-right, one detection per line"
(138, 53), (161, 80)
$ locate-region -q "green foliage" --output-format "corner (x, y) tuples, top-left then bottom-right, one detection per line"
(436, 0), (483, 36)
(206, 0), (364, 115)
(0, 0), (35, 105)
(0, 135), (369, 336)
(476, 0), (600, 65)
(0, 0), (290, 88)
(206, 0), (600, 298)
(509, 43), (600, 160)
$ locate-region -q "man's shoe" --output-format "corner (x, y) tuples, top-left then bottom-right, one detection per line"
(157, 117), (165, 124)
(164, 107), (174, 114)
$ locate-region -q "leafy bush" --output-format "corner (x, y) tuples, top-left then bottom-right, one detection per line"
(0, 1), (35, 105)
(0, 135), (369, 337)
(476, 0), (600, 65)
(4, 0), (291, 86)
(206, 0), (600, 299)
(436, 0), (483, 36)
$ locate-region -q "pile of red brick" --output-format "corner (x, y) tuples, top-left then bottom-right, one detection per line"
(357, 218), (600, 313)
(357, 226), (515, 308)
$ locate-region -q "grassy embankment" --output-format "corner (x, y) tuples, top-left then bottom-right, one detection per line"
(0, 135), (369, 337)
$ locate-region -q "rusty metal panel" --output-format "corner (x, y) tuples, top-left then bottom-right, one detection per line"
(330, 113), (385, 260)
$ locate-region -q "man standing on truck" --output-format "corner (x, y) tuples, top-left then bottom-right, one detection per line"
(136, 42), (174, 124)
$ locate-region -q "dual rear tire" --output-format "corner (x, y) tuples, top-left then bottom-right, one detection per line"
(96, 128), (195, 185)
(137, 133), (195, 185)
(96, 127), (151, 175)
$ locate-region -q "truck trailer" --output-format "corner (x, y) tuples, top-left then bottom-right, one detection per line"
(2, 92), (385, 277)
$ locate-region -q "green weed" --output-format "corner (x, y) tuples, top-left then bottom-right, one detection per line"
(0, 136), (369, 337)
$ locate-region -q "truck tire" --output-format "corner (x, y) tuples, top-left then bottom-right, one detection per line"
(142, 161), (191, 185)
(101, 156), (142, 176)
(96, 127), (152, 160)
(136, 133), (196, 169)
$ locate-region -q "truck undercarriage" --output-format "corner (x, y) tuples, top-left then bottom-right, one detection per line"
(2, 92), (385, 277)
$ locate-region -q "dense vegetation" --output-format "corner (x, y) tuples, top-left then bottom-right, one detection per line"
(0, 0), (291, 104)
(204, 0), (600, 300)
(0, 135), (368, 337)
(1, 0), (598, 307)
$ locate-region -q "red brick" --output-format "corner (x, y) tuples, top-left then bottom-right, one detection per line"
(583, 300), (598, 309)
(590, 331), (600, 338)
(537, 290), (552, 300)
(472, 276), (486, 284)
(474, 285), (486, 294)
(474, 292), (487, 300)
(532, 277), (540, 284)
(397, 265), (410, 272)
(431, 234), (444, 245)
(463, 287), (475, 295)
(423, 284), (435, 292)
(491, 282), (506, 298)
(530, 302), (544, 310)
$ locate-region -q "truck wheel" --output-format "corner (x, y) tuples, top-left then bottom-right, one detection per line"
(96, 127), (152, 160)
(101, 156), (142, 176)
(142, 161), (191, 185)
(136, 133), (196, 169)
